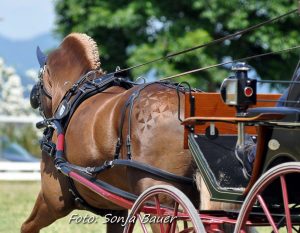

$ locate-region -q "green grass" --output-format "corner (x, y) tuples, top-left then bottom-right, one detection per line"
(0, 181), (292, 233)
(0, 181), (106, 233)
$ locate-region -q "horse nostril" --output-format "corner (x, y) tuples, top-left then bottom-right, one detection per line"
(30, 84), (40, 109)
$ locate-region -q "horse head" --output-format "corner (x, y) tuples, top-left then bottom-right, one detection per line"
(30, 33), (104, 117)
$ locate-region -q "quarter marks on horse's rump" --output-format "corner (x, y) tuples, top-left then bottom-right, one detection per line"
(134, 89), (177, 132)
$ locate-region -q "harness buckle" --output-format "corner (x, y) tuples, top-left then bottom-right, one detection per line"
(104, 160), (114, 168)
(41, 141), (56, 157)
(84, 167), (93, 176)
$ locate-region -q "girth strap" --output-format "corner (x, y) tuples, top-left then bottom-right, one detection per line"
(58, 158), (193, 185)
(111, 159), (193, 184)
(77, 171), (139, 201)
(67, 178), (116, 216)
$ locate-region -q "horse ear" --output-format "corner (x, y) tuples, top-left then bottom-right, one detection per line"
(36, 46), (48, 67)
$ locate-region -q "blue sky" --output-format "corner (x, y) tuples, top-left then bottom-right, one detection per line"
(0, 0), (55, 40)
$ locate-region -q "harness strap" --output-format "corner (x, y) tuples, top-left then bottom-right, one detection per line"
(115, 84), (149, 159)
(61, 74), (119, 129)
(67, 178), (113, 216)
(111, 159), (193, 184)
(67, 161), (113, 175)
(115, 82), (185, 159)
(42, 142), (193, 185)
(40, 129), (193, 185)
(114, 91), (137, 159)
(75, 159), (193, 184)
(77, 171), (139, 201)
(37, 79), (195, 213)
(125, 83), (154, 159)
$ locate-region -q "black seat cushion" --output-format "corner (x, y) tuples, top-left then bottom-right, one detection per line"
(248, 107), (300, 122)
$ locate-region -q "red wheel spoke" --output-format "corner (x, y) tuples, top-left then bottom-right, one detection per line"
(154, 195), (165, 233)
(138, 214), (149, 233)
(165, 202), (179, 233)
(257, 194), (279, 233)
(235, 163), (300, 233)
(280, 175), (292, 233)
(124, 185), (205, 233)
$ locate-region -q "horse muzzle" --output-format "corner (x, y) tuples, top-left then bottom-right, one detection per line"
(30, 84), (40, 109)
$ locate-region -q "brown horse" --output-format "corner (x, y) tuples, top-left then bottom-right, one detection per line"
(21, 33), (199, 233)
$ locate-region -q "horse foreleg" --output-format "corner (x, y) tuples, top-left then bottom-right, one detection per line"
(21, 154), (75, 233)
(21, 191), (68, 233)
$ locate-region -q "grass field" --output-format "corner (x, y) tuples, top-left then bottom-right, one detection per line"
(0, 181), (106, 233)
(0, 181), (285, 233)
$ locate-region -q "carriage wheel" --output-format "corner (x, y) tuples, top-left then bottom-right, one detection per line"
(123, 185), (205, 233)
(234, 162), (300, 233)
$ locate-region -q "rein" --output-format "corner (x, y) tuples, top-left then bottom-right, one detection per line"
(159, 45), (300, 82)
(115, 9), (298, 75)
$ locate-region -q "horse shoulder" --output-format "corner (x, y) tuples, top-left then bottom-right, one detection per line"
(65, 86), (127, 164)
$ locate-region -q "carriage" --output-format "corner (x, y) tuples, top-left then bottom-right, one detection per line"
(123, 62), (300, 233)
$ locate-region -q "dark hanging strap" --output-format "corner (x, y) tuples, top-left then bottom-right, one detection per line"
(111, 159), (193, 185)
(57, 158), (193, 185)
(124, 83), (162, 159)
(114, 81), (194, 160)
(114, 92), (138, 159)
(67, 177), (114, 216)
(92, 159), (192, 184)
(114, 83), (151, 159)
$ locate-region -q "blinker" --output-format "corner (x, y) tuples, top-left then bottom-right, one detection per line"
(30, 84), (40, 109)
(36, 46), (48, 68)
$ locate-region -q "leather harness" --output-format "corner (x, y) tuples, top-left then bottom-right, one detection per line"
(35, 70), (194, 214)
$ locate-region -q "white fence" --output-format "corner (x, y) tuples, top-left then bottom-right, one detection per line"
(0, 115), (42, 181)
(0, 162), (40, 181)
(0, 115), (42, 124)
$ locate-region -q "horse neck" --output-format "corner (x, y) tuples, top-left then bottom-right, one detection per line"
(51, 65), (88, 115)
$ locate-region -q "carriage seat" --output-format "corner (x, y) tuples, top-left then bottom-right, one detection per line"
(247, 107), (300, 123)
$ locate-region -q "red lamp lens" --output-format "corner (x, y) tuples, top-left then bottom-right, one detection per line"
(244, 87), (253, 97)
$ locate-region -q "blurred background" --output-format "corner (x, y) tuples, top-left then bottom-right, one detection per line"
(0, 0), (57, 161)
(0, 0), (299, 232)
(0, 0), (299, 159)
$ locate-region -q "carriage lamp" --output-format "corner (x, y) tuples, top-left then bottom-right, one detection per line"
(220, 62), (257, 148)
(220, 62), (257, 115)
(220, 76), (238, 105)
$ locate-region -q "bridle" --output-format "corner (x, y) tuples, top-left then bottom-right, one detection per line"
(30, 64), (52, 119)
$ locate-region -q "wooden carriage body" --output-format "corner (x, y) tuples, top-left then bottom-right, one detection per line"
(183, 92), (300, 205)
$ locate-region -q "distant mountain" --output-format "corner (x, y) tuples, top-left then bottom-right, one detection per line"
(0, 33), (59, 85)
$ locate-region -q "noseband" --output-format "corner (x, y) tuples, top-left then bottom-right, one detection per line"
(30, 65), (52, 118)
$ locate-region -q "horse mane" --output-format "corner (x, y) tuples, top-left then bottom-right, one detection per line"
(48, 33), (104, 111)
(59, 33), (102, 71)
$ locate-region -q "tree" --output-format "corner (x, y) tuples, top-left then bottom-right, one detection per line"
(0, 58), (33, 115)
(54, 0), (299, 91)
(0, 58), (40, 156)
